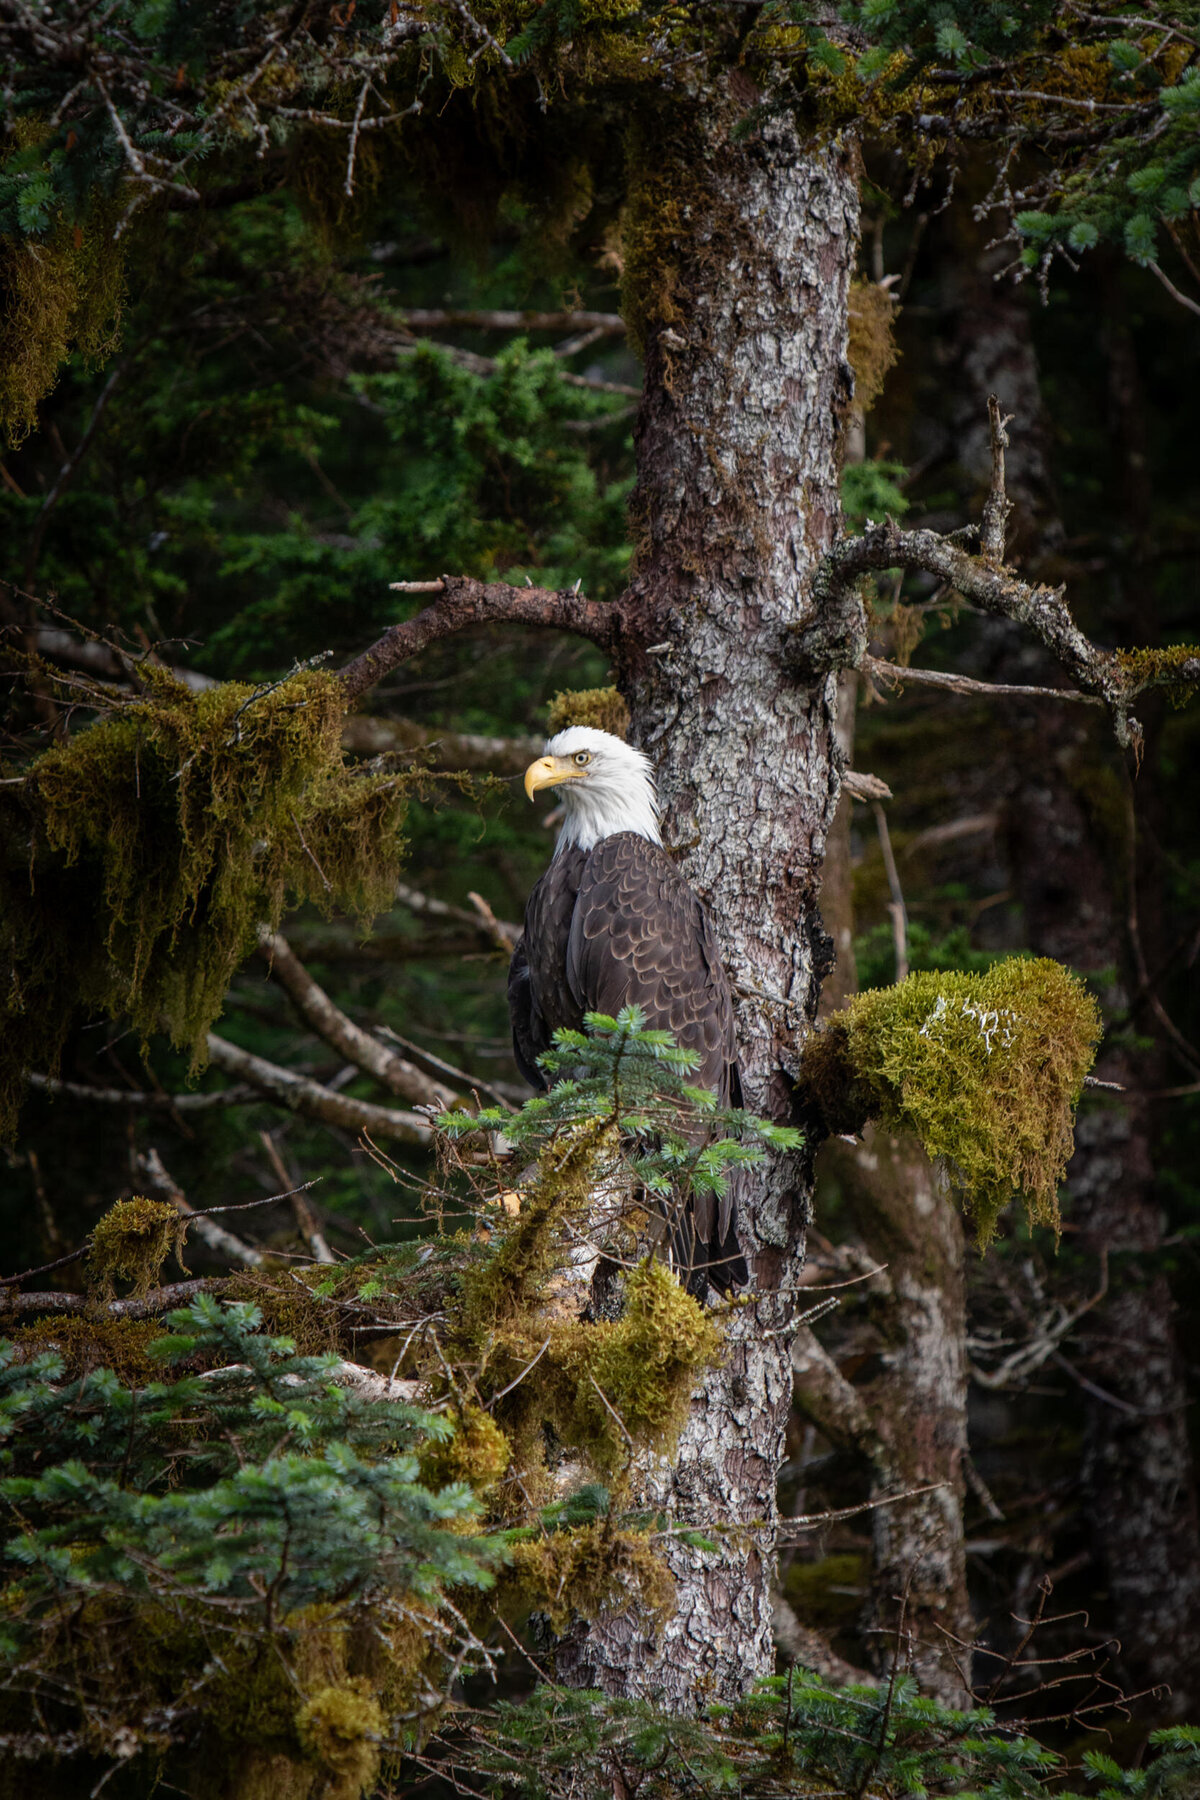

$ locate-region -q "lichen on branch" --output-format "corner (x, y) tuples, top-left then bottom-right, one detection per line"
(798, 959), (1101, 1245)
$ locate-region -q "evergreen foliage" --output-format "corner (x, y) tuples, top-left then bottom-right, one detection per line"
(430, 1667), (1200, 1798)
(0, 1294), (500, 1796)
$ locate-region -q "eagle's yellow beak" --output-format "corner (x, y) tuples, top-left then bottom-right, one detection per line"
(524, 755), (583, 801)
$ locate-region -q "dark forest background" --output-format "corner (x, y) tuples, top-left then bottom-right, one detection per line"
(2, 88), (1199, 1781)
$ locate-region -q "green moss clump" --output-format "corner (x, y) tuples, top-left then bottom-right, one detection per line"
(1116, 644), (1200, 702)
(295, 1680), (385, 1800)
(420, 1403), (511, 1494)
(800, 959), (1101, 1245)
(0, 667), (411, 1137)
(446, 1124), (723, 1488)
(505, 1520), (673, 1632)
(546, 686), (630, 740)
(86, 1196), (187, 1299)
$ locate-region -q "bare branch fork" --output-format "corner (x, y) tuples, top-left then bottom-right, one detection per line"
(789, 396), (1200, 748)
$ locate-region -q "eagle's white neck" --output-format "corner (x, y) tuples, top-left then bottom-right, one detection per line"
(550, 734), (663, 857)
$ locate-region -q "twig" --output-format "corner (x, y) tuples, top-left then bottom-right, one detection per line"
(205, 1032), (431, 1143)
(872, 801), (908, 982)
(775, 1483), (948, 1537)
(864, 656), (1104, 706)
(259, 1130), (334, 1263)
(588, 1372), (636, 1456)
(981, 393), (1012, 563)
(487, 1338), (551, 1406)
(1147, 258), (1200, 321)
(466, 890), (521, 953)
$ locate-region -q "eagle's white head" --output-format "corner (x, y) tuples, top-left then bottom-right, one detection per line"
(524, 726), (662, 855)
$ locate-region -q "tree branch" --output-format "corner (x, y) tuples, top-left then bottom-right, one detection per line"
(340, 713), (541, 773)
(863, 655), (1105, 707)
(256, 927), (459, 1109)
(339, 575), (619, 703)
(399, 308), (625, 334)
(204, 1033), (432, 1143)
(27, 1072), (257, 1111)
(0, 1278), (217, 1320)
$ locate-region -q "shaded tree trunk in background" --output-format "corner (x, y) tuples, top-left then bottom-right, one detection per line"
(555, 95), (859, 1708)
(798, 675), (973, 1706)
(941, 220), (1200, 1715)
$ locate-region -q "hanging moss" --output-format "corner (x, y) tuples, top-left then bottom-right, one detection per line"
(847, 278), (900, 414)
(546, 686), (630, 740)
(799, 959), (1100, 1245)
(0, 667), (412, 1138)
(0, 180), (127, 445)
(86, 1197), (187, 1299)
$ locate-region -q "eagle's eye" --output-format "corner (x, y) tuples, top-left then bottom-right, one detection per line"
(573, 751), (591, 767)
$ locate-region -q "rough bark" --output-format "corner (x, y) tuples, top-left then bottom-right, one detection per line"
(553, 92), (859, 1708)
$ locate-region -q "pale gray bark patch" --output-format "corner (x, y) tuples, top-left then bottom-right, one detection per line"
(554, 98), (859, 1710)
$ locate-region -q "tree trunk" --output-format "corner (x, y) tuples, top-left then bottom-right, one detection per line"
(554, 90), (859, 1708)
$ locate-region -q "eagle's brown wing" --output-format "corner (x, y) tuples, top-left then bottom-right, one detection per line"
(564, 834), (746, 1291)
(508, 832), (746, 1295)
(565, 834), (739, 1106)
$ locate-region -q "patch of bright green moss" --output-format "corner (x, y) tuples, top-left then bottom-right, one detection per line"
(800, 959), (1100, 1245)
(295, 1680), (385, 1800)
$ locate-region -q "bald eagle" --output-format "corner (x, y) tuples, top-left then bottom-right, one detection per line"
(507, 725), (747, 1296)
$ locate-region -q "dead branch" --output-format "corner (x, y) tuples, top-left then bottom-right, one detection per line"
(257, 927), (460, 1109)
(841, 769), (893, 801)
(864, 655), (1104, 707)
(259, 1128), (335, 1263)
(394, 880), (521, 944)
(204, 1033), (432, 1143)
(795, 399), (1199, 747)
(339, 575), (618, 702)
(399, 308), (625, 334)
(980, 393), (1012, 564)
(340, 713), (541, 772)
(0, 1278), (218, 1320)
(27, 1073), (257, 1112)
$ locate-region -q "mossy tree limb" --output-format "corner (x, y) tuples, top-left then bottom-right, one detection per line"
(798, 959), (1101, 1247)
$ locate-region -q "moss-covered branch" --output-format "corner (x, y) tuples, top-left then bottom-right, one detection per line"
(797, 960), (1101, 1246)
